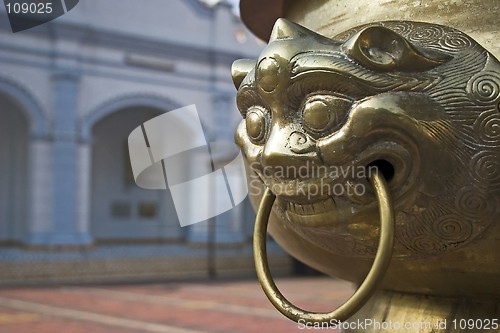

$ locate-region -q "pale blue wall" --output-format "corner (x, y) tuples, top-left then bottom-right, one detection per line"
(0, 0), (262, 248)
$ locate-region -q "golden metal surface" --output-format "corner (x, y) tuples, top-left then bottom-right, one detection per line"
(234, 18), (500, 296)
(233, 16), (500, 329)
(345, 290), (500, 333)
(240, 0), (500, 57)
(254, 170), (394, 324)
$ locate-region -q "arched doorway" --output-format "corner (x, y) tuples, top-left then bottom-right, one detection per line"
(90, 106), (182, 242)
(0, 93), (29, 243)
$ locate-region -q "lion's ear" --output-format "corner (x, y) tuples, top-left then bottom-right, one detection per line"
(231, 59), (256, 89)
(342, 26), (451, 72)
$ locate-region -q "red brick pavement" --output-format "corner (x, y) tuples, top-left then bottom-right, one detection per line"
(0, 277), (354, 333)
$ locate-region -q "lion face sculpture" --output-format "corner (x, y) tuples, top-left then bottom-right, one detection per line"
(233, 19), (500, 296)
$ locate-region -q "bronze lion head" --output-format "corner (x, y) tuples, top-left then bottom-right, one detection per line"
(234, 19), (500, 296)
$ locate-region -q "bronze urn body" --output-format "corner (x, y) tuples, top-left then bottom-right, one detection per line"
(233, 0), (500, 331)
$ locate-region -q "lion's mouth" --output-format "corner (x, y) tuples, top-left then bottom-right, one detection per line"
(285, 196), (336, 215)
(277, 195), (352, 227)
(270, 191), (361, 227)
(258, 175), (334, 197)
(265, 176), (377, 227)
(253, 162), (394, 226)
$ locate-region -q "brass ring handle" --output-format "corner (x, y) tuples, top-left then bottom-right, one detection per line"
(253, 170), (395, 324)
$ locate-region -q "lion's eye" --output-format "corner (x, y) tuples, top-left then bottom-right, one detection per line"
(302, 95), (352, 135)
(303, 100), (331, 131)
(246, 107), (268, 144)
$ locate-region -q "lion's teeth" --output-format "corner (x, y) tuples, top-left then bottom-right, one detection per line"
(285, 197), (336, 216)
(303, 203), (314, 214)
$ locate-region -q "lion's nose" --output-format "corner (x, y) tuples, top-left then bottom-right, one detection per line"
(261, 125), (320, 173)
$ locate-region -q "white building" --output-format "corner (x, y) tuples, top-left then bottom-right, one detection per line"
(0, 0), (290, 283)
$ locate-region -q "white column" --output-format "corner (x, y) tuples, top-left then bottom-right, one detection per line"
(75, 142), (92, 242)
(25, 138), (53, 244)
(212, 94), (246, 245)
(186, 151), (212, 243)
(214, 170), (245, 245)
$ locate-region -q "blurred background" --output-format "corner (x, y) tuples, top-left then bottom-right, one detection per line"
(0, 1), (351, 332)
(0, 0), (287, 283)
